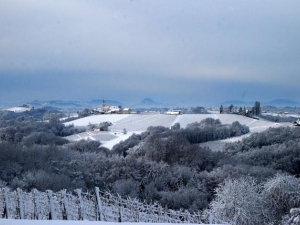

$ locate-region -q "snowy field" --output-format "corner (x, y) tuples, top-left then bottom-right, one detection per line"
(109, 114), (176, 132)
(262, 112), (300, 118)
(4, 107), (30, 113)
(64, 113), (291, 150)
(0, 220), (223, 225)
(199, 118), (291, 151)
(64, 114), (130, 127)
(66, 131), (116, 142)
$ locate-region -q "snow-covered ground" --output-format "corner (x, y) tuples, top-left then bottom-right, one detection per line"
(64, 114), (130, 127)
(174, 114), (253, 128)
(262, 112), (300, 118)
(64, 113), (291, 150)
(101, 131), (142, 149)
(200, 120), (291, 151)
(4, 107), (31, 113)
(66, 131), (116, 142)
(65, 130), (142, 149)
(64, 114), (176, 149)
(0, 219), (223, 225)
(109, 114), (176, 132)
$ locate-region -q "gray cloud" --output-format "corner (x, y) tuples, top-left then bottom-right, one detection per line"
(1, 0), (300, 104)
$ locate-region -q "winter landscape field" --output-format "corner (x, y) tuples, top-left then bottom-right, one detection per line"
(1, 104), (299, 225)
(64, 113), (290, 150)
(2, 0), (300, 224)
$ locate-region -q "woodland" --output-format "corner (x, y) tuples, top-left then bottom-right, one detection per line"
(0, 108), (300, 224)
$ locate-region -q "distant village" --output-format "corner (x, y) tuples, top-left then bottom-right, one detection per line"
(91, 100), (183, 115)
(2, 99), (300, 126)
(70, 99), (300, 124)
(90, 99), (263, 118)
(91, 100), (131, 114)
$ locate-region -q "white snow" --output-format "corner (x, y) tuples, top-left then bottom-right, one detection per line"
(64, 114), (176, 149)
(262, 112), (299, 118)
(65, 131), (116, 142)
(64, 114), (130, 127)
(109, 114), (176, 132)
(65, 113), (291, 150)
(4, 107), (30, 113)
(101, 131), (142, 149)
(0, 219), (223, 225)
(175, 114), (258, 128)
(200, 119), (291, 151)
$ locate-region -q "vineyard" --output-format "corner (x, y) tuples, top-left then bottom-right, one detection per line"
(0, 187), (225, 224)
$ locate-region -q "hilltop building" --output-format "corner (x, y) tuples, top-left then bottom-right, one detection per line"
(123, 108), (131, 114)
(166, 109), (182, 115)
(92, 100), (122, 114)
(102, 100), (120, 114)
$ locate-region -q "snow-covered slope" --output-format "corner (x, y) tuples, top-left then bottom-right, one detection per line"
(109, 114), (176, 132)
(4, 107), (30, 113)
(175, 114), (254, 128)
(64, 113), (289, 150)
(64, 114), (130, 127)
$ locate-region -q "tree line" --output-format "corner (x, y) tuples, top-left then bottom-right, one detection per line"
(220, 101), (261, 117)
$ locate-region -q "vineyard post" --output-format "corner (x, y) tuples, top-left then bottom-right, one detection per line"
(117, 196), (123, 222)
(3, 187), (11, 219)
(209, 212), (213, 224)
(17, 188), (24, 219)
(33, 189), (41, 220)
(61, 190), (71, 220)
(75, 189), (85, 220)
(0, 188), (3, 219)
(47, 190), (57, 220)
(119, 206), (123, 222)
(95, 187), (104, 221)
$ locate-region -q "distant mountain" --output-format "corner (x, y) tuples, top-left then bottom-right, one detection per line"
(265, 99), (300, 107)
(27, 99), (124, 109)
(132, 98), (169, 109)
(222, 100), (255, 107)
(141, 98), (159, 105)
(28, 100), (83, 108)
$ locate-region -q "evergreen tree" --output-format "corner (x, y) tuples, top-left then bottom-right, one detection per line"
(229, 104), (234, 113)
(253, 101), (261, 116)
(238, 107), (243, 114)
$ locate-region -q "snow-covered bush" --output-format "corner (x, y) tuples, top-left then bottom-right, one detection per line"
(208, 176), (267, 225)
(263, 174), (300, 221)
(285, 208), (300, 225)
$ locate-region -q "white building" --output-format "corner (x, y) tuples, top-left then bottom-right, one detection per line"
(166, 109), (182, 115)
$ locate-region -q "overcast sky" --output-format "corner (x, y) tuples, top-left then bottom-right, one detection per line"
(1, 0), (300, 106)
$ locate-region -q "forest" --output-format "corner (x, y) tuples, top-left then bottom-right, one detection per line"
(0, 108), (300, 224)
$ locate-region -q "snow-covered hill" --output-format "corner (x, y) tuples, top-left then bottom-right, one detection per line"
(64, 113), (290, 149)
(64, 114), (130, 127)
